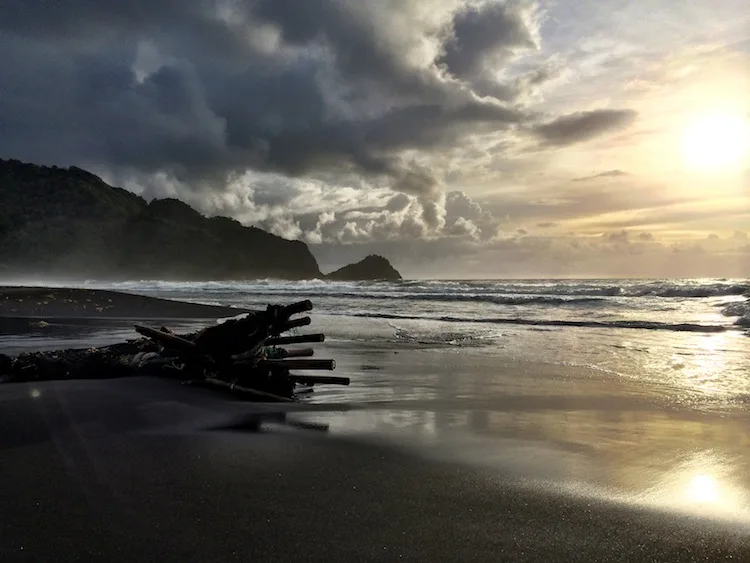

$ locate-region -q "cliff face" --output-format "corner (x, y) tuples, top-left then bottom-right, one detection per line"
(326, 255), (402, 281)
(0, 159), (322, 280)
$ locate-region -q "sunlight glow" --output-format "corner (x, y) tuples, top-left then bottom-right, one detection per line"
(685, 474), (719, 504)
(681, 113), (750, 172)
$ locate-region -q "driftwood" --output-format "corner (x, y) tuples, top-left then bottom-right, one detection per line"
(132, 300), (346, 399)
(276, 348), (315, 358)
(1, 299), (349, 400)
(289, 375), (350, 386)
(266, 334), (325, 345)
(134, 325), (200, 354)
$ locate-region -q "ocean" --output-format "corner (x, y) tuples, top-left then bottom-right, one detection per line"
(4, 277), (750, 525)
(92, 277), (750, 402)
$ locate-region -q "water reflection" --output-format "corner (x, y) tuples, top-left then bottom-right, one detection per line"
(292, 406), (750, 524)
(295, 343), (750, 527)
(664, 333), (732, 397)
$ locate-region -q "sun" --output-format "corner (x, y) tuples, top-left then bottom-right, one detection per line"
(681, 113), (750, 172)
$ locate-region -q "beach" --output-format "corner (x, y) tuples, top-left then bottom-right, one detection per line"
(2, 281), (750, 561)
(2, 375), (749, 563)
(0, 286), (251, 319)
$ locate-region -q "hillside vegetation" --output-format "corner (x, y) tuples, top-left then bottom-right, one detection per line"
(0, 159), (322, 280)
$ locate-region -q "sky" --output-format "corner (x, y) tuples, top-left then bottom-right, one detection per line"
(1, 0), (749, 278)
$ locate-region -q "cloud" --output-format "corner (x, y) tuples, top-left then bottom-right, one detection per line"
(3, 0), (748, 280)
(572, 169), (630, 182)
(533, 109), (638, 146)
(302, 188), (500, 245)
(0, 0), (535, 191)
(604, 230), (630, 243)
(439, 1), (538, 79)
(444, 191), (498, 240)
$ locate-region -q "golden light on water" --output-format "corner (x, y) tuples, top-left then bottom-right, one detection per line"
(681, 113), (750, 172)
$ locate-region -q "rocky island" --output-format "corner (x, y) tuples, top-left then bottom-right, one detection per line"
(326, 254), (402, 281)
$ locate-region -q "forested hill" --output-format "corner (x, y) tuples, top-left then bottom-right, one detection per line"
(0, 159), (322, 280)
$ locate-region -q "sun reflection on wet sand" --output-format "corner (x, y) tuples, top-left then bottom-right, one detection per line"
(294, 401), (750, 526)
(299, 340), (750, 527)
(622, 451), (750, 524)
(685, 474), (718, 504)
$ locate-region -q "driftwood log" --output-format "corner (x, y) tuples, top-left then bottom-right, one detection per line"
(1, 300), (348, 401)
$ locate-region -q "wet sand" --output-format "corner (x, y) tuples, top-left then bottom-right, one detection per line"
(0, 286), (251, 319)
(1, 376), (748, 562)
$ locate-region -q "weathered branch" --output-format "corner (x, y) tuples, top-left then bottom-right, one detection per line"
(279, 299), (313, 319)
(266, 334), (325, 345)
(288, 374), (350, 386)
(258, 358), (336, 370)
(278, 348), (315, 358)
(274, 316), (312, 333)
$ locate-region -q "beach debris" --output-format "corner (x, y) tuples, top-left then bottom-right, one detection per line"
(134, 299), (343, 400)
(0, 300), (346, 401)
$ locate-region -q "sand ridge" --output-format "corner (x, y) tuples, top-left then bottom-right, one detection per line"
(0, 286), (251, 319)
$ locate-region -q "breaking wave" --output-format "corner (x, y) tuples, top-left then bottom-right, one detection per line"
(88, 277), (750, 332)
(721, 300), (750, 327)
(349, 312), (728, 333)
(223, 291), (610, 307)
(94, 279), (750, 299)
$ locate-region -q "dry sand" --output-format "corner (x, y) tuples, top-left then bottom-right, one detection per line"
(0, 286), (250, 319)
(1, 376), (748, 562)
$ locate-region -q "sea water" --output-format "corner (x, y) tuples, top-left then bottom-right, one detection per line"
(91, 277), (750, 403)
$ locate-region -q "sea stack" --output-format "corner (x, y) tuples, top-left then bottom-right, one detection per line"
(325, 255), (402, 281)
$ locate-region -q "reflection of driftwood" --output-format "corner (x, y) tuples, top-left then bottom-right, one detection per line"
(1, 300), (349, 400)
(197, 377), (295, 402)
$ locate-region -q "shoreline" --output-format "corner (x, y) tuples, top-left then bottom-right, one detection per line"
(0, 286), (251, 320)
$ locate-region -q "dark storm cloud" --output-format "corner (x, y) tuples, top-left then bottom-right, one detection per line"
(0, 0), (534, 197)
(439, 1), (537, 79)
(436, 0), (553, 102)
(534, 109), (638, 146)
(250, 0), (437, 97)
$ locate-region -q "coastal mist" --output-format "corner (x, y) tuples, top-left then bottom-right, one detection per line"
(8, 277), (749, 526)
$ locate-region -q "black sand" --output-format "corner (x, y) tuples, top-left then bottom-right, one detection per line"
(0, 286), (250, 319)
(1, 376), (748, 562)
